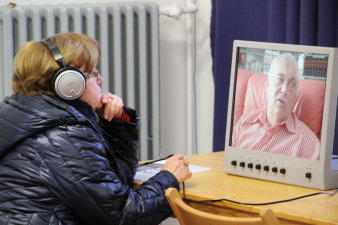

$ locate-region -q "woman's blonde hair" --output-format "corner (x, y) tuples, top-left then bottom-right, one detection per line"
(12, 32), (100, 96)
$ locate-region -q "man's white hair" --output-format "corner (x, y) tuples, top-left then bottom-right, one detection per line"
(268, 53), (302, 82)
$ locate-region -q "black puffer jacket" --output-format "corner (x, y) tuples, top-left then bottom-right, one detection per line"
(0, 93), (178, 225)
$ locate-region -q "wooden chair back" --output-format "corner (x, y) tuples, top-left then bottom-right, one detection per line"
(165, 188), (280, 225)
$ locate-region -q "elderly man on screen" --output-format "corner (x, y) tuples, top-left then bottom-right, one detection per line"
(232, 53), (320, 160)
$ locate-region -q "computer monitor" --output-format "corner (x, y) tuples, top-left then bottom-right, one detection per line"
(224, 40), (338, 190)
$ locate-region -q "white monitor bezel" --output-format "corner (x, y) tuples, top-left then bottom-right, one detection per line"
(224, 40), (338, 190)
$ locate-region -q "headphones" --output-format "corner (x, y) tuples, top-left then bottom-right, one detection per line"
(40, 36), (86, 100)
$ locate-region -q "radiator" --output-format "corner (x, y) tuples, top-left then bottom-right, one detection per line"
(0, 3), (160, 160)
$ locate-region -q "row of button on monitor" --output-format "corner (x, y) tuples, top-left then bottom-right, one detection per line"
(230, 160), (312, 178)
(231, 160), (286, 174)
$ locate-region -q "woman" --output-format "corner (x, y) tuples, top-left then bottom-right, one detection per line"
(0, 32), (192, 225)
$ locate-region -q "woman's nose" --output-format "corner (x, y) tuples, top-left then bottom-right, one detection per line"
(97, 74), (104, 84)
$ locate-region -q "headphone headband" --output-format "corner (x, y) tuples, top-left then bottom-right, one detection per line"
(40, 36), (65, 67)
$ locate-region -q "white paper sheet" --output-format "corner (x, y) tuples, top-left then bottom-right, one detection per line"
(134, 160), (211, 182)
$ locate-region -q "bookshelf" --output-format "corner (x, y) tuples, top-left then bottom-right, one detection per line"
(237, 47), (328, 81)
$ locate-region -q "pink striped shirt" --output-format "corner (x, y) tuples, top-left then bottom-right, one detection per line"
(232, 108), (320, 160)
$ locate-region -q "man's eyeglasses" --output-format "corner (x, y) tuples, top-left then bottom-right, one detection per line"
(84, 70), (100, 79)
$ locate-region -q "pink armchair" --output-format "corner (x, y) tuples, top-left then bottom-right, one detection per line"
(233, 68), (325, 139)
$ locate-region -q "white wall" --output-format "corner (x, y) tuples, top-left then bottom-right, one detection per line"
(0, 0), (214, 158)
(157, 0), (214, 157)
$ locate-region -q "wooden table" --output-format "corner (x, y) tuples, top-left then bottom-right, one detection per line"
(180, 151), (338, 225)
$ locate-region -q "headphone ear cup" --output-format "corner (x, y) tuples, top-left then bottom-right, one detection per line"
(52, 67), (86, 100)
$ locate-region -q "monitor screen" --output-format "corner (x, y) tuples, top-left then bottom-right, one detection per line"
(224, 40), (338, 190)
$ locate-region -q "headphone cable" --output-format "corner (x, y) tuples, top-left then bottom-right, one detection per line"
(137, 154), (174, 167)
(182, 182), (338, 206)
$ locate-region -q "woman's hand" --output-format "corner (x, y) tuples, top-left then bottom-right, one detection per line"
(161, 154), (192, 185)
(97, 93), (124, 121)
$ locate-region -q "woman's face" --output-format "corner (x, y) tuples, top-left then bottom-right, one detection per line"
(79, 65), (104, 111)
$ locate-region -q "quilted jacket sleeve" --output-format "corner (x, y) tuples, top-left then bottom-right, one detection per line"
(99, 106), (139, 178)
(38, 120), (178, 225)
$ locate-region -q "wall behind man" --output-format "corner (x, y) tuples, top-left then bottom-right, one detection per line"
(0, 0), (214, 158)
